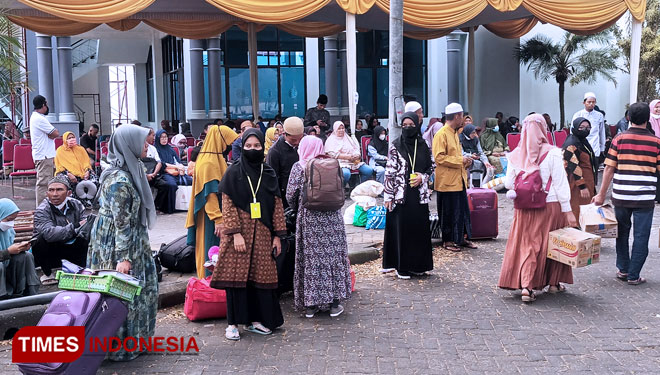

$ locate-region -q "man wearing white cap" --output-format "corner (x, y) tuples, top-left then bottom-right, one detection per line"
(432, 103), (477, 252)
(572, 92), (606, 163)
(266, 116), (304, 209)
(404, 100), (424, 132)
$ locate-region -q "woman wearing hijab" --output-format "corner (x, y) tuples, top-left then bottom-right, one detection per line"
(498, 114), (576, 302)
(354, 119), (369, 141)
(422, 117), (443, 148)
(480, 118), (510, 174)
(264, 127), (280, 155)
(54, 131), (98, 205)
(286, 135), (352, 318)
(381, 112), (434, 279)
(367, 125), (388, 184)
(561, 117), (597, 219)
(155, 129), (192, 186)
(170, 133), (188, 162)
(460, 124), (493, 186)
(0, 199), (39, 298)
(210, 128), (287, 341)
(186, 125), (239, 279)
(463, 115), (473, 127)
(325, 121), (374, 184)
(87, 124), (158, 361)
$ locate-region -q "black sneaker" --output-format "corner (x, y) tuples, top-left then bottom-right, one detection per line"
(329, 304), (344, 317)
(305, 307), (319, 318)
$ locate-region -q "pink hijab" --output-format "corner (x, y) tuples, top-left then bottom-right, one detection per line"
(422, 118), (443, 147)
(649, 100), (660, 136)
(324, 121), (359, 155)
(297, 135), (325, 167)
(507, 113), (555, 175)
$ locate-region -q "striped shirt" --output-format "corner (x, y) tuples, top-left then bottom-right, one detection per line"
(605, 127), (660, 208)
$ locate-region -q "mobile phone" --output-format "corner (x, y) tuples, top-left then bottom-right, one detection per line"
(29, 235), (39, 246)
(271, 247), (278, 260)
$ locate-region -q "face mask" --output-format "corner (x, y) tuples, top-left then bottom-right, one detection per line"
(67, 138), (77, 147)
(0, 221), (14, 232)
(574, 127), (591, 138)
(379, 134), (386, 141)
(243, 149), (264, 163)
(402, 126), (418, 139)
(493, 125), (500, 133)
(652, 114), (660, 119)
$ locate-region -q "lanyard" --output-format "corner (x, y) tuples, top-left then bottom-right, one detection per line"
(407, 139), (417, 171)
(246, 164), (263, 203)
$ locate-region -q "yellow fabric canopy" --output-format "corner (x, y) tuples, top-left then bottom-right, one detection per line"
(144, 19), (235, 39)
(8, 15), (98, 36)
(336, 0), (377, 14)
(276, 21), (345, 37)
(483, 17), (538, 39)
(17, 0), (155, 24)
(205, 0), (331, 24)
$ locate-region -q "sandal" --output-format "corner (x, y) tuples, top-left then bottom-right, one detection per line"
(225, 326), (240, 341)
(521, 288), (536, 302)
(443, 243), (461, 252)
(616, 271), (628, 281)
(548, 284), (566, 294)
(461, 241), (478, 249)
(245, 322), (272, 335)
(628, 277), (646, 285)
(40, 274), (58, 286)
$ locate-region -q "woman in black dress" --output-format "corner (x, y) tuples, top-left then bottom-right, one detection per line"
(381, 111), (434, 279)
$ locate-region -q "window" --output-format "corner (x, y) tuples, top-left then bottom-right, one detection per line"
(219, 26), (305, 120)
(162, 35), (185, 131)
(109, 65), (136, 127)
(146, 47), (154, 122)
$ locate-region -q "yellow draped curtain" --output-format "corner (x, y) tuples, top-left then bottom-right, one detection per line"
(276, 22), (345, 37)
(8, 16), (98, 36)
(143, 20), (235, 39)
(17, 0), (154, 23)
(483, 17), (538, 39)
(204, 0), (331, 23)
(335, 0), (377, 14)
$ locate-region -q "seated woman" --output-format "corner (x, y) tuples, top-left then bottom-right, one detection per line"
(354, 120), (369, 141)
(170, 134), (188, 163)
(460, 124), (494, 187)
(367, 126), (388, 184)
(480, 118), (510, 174)
(324, 121), (374, 184)
(154, 130), (191, 214)
(0, 199), (39, 298)
(54, 131), (98, 206)
(265, 127), (280, 156)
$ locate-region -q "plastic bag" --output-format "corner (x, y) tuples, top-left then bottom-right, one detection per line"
(353, 205), (367, 227)
(365, 206), (386, 230)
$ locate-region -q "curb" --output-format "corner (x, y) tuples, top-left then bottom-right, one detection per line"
(348, 244), (381, 265)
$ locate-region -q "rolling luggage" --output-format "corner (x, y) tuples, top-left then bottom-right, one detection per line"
(466, 187), (498, 239)
(18, 291), (128, 375)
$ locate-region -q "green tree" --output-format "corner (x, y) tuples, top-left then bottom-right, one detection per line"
(0, 11), (27, 119)
(616, 0), (660, 102)
(515, 31), (619, 128)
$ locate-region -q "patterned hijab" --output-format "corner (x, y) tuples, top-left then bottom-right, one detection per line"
(99, 124), (155, 229)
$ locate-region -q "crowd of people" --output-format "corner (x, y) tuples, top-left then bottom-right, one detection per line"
(0, 89), (658, 359)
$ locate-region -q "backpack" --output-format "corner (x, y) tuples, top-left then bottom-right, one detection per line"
(513, 152), (552, 210)
(302, 157), (345, 211)
(158, 235), (196, 273)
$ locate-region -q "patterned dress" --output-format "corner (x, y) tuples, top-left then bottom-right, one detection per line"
(286, 162), (352, 311)
(87, 169), (158, 362)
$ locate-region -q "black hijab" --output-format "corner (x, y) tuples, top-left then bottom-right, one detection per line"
(368, 125), (388, 156)
(220, 128), (281, 232)
(460, 123), (479, 154)
(562, 117), (598, 186)
(393, 111), (433, 174)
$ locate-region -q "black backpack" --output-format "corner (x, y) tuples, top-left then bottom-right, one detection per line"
(158, 235), (195, 273)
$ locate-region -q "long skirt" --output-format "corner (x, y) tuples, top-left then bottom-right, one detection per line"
(0, 252), (39, 298)
(498, 202), (573, 290)
(155, 174), (178, 214)
(437, 189), (472, 244)
(383, 187), (433, 273)
(225, 286), (283, 330)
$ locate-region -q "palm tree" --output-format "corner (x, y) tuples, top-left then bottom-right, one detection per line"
(515, 31), (619, 128)
(0, 11), (27, 120)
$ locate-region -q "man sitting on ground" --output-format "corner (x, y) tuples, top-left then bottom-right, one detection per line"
(32, 176), (89, 285)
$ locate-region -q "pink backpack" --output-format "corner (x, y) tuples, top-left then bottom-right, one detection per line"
(513, 152), (552, 210)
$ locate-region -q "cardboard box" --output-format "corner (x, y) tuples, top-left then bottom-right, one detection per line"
(547, 228), (601, 268)
(579, 204), (618, 238)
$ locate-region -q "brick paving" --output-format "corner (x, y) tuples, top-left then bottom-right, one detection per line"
(2, 183), (660, 373)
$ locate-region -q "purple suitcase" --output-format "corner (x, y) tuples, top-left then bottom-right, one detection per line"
(18, 291), (128, 375)
(466, 187), (498, 239)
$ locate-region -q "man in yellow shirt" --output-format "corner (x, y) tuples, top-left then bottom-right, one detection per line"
(433, 103), (477, 252)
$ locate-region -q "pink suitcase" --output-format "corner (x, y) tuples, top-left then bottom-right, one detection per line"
(466, 187), (498, 239)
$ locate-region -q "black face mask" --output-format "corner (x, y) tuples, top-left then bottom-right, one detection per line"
(402, 126), (418, 139)
(573, 127), (591, 138)
(44, 105), (49, 116)
(243, 149), (264, 163)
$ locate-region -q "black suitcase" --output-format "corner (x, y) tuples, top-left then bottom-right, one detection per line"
(275, 235), (296, 295)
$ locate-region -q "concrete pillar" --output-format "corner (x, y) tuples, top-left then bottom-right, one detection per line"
(338, 33), (348, 113)
(304, 38), (320, 111)
(35, 34), (57, 122)
(323, 35), (339, 115)
(189, 39), (206, 119)
(446, 32), (462, 105)
(388, 0), (403, 142)
(56, 36), (76, 122)
(207, 37), (223, 119)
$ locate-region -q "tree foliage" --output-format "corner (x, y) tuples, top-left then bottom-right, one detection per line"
(515, 30), (619, 127)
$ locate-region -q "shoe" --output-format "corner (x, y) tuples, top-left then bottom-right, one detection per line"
(225, 326), (240, 341)
(396, 271), (411, 280)
(521, 288), (536, 302)
(628, 277), (646, 285)
(379, 268), (396, 273)
(548, 284), (566, 294)
(245, 322), (272, 335)
(616, 271), (628, 281)
(329, 304), (344, 317)
(40, 274), (57, 286)
(305, 307), (320, 318)
(409, 271), (428, 276)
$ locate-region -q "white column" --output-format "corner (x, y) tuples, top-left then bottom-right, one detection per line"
(305, 38), (320, 111)
(35, 34), (57, 122)
(388, 0), (403, 143)
(467, 27), (475, 114)
(346, 12), (358, 142)
(248, 23), (259, 119)
(629, 19), (643, 104)
(56, 36), (76, 122)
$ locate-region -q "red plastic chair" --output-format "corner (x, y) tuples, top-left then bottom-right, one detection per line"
(10, 144), (37, 197)
(360, 136), (372, 163)
(101, 146), (108, 156)
(18, 138), (31, 145)
(2, 140), (18, 167)
(507, 133), (521, 151)
(54, 137), (63, 149)
(187, 147), (194, 162)
(94, 148), (101, 171)
(609, 125), (618, 138)
(100, 141), (108, 149)
(186, 137), (196, 147)
(546, 131), (554, 145)
(553, 130), (567, 147)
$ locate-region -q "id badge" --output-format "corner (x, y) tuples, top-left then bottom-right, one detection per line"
(410, 173), (417, 180)
(250, 202), (262, 219)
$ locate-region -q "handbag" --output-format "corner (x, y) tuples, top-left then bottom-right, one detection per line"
(184, 276), (227, 321)
(513, 152), (552, 210)
(165, 166), (180, 176)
